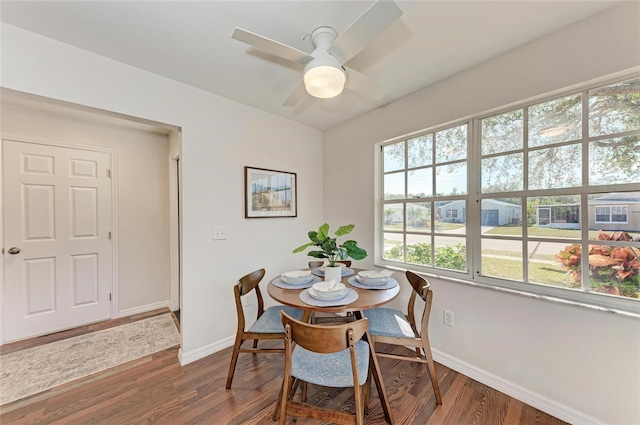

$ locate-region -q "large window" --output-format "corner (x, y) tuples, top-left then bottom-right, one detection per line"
(382, 124), (468, 272)
(378, 77), (640, 311)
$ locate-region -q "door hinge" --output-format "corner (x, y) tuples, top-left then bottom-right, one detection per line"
(108, 231), (112, 240)
(107, 169), (112, 178)
(109, 293), (112, 301)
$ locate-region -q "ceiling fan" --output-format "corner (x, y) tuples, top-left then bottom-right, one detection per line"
(231, 0), (403, 106)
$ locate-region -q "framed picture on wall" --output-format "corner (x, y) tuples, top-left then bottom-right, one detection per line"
(244, 166), (297, 218)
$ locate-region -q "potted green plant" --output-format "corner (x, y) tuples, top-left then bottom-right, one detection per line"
(293, 223), (367, 281)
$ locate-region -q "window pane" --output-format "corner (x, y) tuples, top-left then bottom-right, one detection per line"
(588, 192), (640, 239)
(481, 110), (523, 155)
(407, 168), (432, 198)
(481, 238), (523, 281)
(383, 142), (405, 172)
(612, 206), (628, 222)
(587, 244), (640, 299)
(589, 135), (640, 186)
(527, 195), (581, 238)
(436, 162), (467, 196)
(554, 240), (640, 299)
(406, 234), (432, 266)
(434, 236), (466, 271)
(408, 134), (432, 168)
(532, 242), (579, 289)
(528, 144), (581, 190)
(435, 124), (467, 163)
(383, 172), (405, 200)
(480, 198), (522, 236)
(435, 200), (467, 235)
(529, 94), (582, 147)
(383, 204), (403, 232)
(589, 78), (640, 137)
(596, 206), (611, 222)
(407, 202), (431, 233)
(383, 232), (404, 262)
(481, 153), (523, 193)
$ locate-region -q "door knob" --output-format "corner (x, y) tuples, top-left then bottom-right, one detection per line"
(7, 247), (21, 255)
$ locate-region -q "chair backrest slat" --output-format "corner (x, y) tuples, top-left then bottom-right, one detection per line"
(406, 270), (429, 301)
(281, 311), (368, 354)
(238, 268), (265, 296)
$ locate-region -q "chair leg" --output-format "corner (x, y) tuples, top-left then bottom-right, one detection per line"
(422, 339), (442, 405)
(354, 383), (364, 425)
(277, 375), (294, 424)
(280, 376), (298, 425)
(363, 376), (370, 415)
(290, 378), (300, 401)
(301, 381), (307, 402)
(225, 335), (244, 389)
(273, 377), (285, 421)
(253, 339), (258, 349)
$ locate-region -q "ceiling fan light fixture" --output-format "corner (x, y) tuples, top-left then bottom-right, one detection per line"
(303, 65), (346, 99)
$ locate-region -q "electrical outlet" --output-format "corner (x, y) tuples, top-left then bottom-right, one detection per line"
(443, 310), (454, 327)
(213, 227), (227, 240)
(241, 297), (252, 308)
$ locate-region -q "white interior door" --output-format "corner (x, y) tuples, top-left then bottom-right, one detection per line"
(3, 139), (113, 342)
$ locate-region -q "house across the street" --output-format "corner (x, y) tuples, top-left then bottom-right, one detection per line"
(536, 192), (640, 232)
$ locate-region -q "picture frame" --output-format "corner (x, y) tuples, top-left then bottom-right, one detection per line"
(244, 166), (297, 218)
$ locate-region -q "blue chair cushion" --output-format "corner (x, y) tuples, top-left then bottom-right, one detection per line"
(364, 308), (416, 339)
(291, 340), (369, 388)
(247, 305), (303, 333)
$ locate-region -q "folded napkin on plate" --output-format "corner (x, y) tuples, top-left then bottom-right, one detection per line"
(324, 279), (338, 291)
(358, 270), (393, 279)
(282, 270), (312, 278)
(313, 279), (343, 293)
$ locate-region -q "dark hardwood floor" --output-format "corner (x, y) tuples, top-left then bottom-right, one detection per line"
(0, 309), (569, 425)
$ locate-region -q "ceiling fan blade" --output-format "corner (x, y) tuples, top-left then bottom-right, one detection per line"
(344, 67), (388, 100)
(232, 28), (313, 65)
(328, 0), (403, 64)
(282, 82), (308, 106)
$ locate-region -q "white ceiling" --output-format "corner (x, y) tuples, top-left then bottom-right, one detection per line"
(0, 1), (621, 130)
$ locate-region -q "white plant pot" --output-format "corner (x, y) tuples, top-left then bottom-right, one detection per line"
(324, 265), (343, 283)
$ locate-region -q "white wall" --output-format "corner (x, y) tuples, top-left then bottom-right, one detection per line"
(0, 24), (324, 360)
(324, 3), (640, 425)
(1, 101), (171, 314)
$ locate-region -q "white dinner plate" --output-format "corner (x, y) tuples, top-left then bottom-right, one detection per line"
(281, 274), (314, 284)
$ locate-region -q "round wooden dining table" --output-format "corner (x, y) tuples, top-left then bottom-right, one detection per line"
(267, 268), (400, 321)
(267, 267), (400, 424)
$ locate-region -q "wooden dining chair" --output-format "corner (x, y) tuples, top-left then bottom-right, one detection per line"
(308, 260), (352, 268)
(274, 311), (371, 425)
(226, 269), (304, 389)
(363, 270), (442, 405)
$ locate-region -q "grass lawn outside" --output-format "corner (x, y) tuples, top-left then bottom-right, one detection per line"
(485, 226), (584, 238)
(482, 256), (576, 287)
(486, 225), (640, 239)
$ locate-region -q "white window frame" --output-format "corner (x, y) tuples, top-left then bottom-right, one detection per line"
(375, 73), (640, 315)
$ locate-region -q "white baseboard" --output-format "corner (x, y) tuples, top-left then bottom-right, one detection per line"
(432, 349), (602, 425)
(118, 300), (170, 318)
(179, 335), (235, 366)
